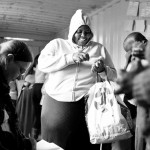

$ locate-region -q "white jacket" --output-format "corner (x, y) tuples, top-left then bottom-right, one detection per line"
(38, 9), (117, 102)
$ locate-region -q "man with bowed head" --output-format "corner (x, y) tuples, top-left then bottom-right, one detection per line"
(0, 40), (36, 150)
(38, 9), (117, 150)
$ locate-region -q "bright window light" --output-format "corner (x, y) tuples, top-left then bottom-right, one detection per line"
(4, 37), (34, 41)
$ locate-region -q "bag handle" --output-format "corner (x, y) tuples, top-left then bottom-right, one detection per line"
(96, 73), (102, 82)
(96, 72), (110, 83)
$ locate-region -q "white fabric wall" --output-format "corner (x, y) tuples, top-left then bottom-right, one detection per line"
(89, 0), (129, 72)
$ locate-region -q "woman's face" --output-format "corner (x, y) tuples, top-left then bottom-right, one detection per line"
(73, 25), (92, 46)
(5, 59), (31, 82)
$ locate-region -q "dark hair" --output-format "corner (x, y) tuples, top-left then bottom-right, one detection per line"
(124, 32), (147, 44)
(26, 53), (40, 75)
(32, 54), (40, 68)
(123, 32), (147, 53)
(0, 40), (33, 63)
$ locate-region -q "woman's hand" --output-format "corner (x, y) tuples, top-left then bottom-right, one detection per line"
(91, 58), (105, 73)
(73, 52), (89, 63)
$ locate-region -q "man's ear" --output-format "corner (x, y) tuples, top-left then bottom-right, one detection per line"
(6, 54), (14, 63)
(4, 54), (14, 70)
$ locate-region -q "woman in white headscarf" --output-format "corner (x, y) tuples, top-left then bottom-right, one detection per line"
(38, 9), (117, 150)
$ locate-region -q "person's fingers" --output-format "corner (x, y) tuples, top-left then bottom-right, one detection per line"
(74, 56), (81, 63)
(80, 52), (89, 61)
(79, 54), (85, 62)
(91, 65), (96, 72)
(95, 60), (103, 68)
(85, 53), (90, 61)
(95, 61), (99, 67)
(73, 52), (83, 63)
(74, 52), (89, 62)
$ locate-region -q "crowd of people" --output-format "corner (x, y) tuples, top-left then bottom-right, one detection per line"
(1, 8), (150, 150)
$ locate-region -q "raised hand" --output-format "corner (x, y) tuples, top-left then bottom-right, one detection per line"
(73, 52), (89, 63)
(91, 57), (105, 73)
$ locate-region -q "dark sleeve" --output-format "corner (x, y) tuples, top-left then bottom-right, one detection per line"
(0, 130), (17, 150)
(15, 126), (34, 150)
(0, 75), (35, 150)
(3, 95), (34, 150)
(0, 109), (4, 125)
(0, 143), (8, 150)
(0, 130), (34, 150)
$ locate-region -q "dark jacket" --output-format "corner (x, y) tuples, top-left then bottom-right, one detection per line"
(0, 67), (33, 150)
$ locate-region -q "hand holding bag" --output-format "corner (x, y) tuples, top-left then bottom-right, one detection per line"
(85, 76), (133, 144)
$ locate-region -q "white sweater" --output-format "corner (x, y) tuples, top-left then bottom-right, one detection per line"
(38, 9), (117, 102)
(38, 39), (117, 102)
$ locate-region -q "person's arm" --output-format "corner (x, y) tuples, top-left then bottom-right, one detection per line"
(99, 46), (117, 81)
(0, 143), (7, 150)
(38, 39), (75, 73)
(133, 68), (150, 106)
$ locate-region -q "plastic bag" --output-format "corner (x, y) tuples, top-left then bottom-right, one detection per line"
(85, 80), (133, 144)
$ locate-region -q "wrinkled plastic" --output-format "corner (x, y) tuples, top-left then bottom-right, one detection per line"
(86, 80), (133, 144)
